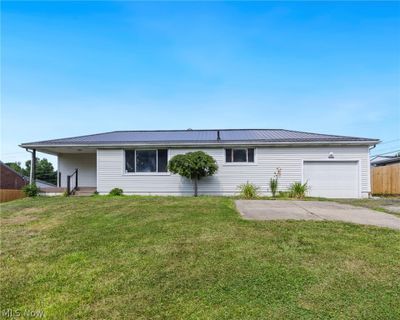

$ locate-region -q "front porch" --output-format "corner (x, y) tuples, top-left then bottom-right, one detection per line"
(39, 187), (97, 196)
(23, 146), (97, 196)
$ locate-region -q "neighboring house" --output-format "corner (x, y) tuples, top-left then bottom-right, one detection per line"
(20, 129), (379, 198)
(370, 155), (400, 167)
(0, 161), (27, 189)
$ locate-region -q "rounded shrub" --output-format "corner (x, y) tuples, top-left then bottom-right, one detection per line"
(22, 184), (39, 197)
(168, 151), (218, 197)
(109, 188), (123, 196)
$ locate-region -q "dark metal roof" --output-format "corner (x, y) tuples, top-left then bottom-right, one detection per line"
(371, 156), (400, 166)
(20, 129), (379, 147)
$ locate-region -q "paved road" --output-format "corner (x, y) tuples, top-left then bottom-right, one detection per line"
(235, 200), (400, 230)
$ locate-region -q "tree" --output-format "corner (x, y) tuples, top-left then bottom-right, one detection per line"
(25, 158), (57, 185)
(5, 158), (57, 184)
(168, 151), (218, 197)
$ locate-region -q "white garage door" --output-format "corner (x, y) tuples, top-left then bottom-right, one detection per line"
(303, 161), (359, 198)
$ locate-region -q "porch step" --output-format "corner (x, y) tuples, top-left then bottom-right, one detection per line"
(77, 187), (97, 192)
(73, 187), (97, 196)
(40, 187), (66, 194)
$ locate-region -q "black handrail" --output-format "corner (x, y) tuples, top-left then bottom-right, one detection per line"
(67, 168), (78, 195)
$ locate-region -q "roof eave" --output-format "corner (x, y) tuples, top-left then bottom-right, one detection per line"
(20, 139), (380, 149)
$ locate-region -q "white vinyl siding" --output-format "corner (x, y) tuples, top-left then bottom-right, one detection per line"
(96, 146), (370, 198)
(58, 153), (97, 187)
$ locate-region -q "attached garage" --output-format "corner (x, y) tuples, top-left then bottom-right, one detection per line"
(303, 161), (360, 198)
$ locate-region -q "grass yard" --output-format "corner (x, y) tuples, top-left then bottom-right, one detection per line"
(1, 196), (400, 319)
(334, 197), (400, 217)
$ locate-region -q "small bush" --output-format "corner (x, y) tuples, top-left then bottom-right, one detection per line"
(289, 182), (308, 199)
(109, 188), (123, 196)
(22, 184), (39, 197)
(93, 191), (99, 196)
(237, 182), (260, 199)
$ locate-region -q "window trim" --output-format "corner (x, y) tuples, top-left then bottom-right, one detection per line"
(123, 149), (171, 175)
(224, 147), (257, 166)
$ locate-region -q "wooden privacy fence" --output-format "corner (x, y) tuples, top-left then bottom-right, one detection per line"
(0, 189), (25, 203)
(371, 163), (400, 195)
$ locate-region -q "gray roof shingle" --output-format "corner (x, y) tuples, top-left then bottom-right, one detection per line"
(20, 129), (379, 147)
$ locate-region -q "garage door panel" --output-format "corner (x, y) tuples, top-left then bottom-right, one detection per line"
(303, 161), (359, 198)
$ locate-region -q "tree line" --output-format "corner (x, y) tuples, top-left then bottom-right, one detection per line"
(6, 158), (57, 185)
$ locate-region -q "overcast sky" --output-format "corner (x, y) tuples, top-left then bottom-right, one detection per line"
(1, 1), (399, 167)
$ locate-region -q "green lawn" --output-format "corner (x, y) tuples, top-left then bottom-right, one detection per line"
(1, 196), (399, 319)
(333, 197), (400, 217)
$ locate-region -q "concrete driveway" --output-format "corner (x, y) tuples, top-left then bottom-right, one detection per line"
(235, 200), (400, 230)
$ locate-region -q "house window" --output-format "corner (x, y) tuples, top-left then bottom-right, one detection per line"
(157, 149), (168, 172)
(136, 150), (156, 172)
(125, 150), (135, 172)
(125, 149), (168, 173)
(225, 148), (255, 163)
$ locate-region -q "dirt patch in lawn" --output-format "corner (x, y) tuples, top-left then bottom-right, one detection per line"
(19, 207), (45, 215)
(1, 215), (38, 225)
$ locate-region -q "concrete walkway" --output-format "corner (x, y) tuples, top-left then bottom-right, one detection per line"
(235, 200), (400, 230)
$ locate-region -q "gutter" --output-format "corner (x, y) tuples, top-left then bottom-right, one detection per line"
(19, 140), (381, 149)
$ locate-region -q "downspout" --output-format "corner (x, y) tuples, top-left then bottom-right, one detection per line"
(369, 144), (376, 152)
(25, 148), (36, 185)
(369, 144), (377, 165)
(368, 144), (377, 198)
